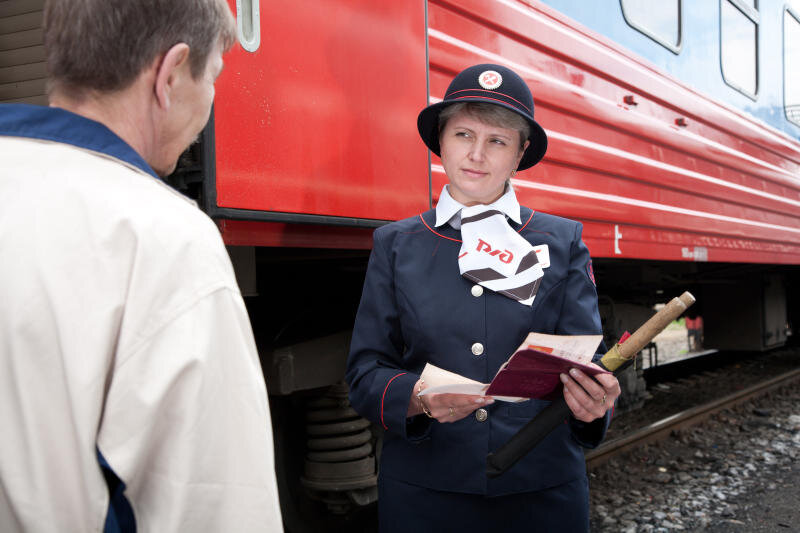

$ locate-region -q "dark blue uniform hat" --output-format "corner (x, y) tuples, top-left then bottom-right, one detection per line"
(417, 63), (548, 170)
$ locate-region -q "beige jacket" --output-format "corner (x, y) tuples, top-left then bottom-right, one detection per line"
(0, 106), (283, 532)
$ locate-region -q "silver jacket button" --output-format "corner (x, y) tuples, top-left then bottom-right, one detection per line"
(475, 408), (488, 422)
(471, 342), (484, 356)
(471, 284), (484, 297)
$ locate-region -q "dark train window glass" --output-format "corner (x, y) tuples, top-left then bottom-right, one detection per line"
(786, 10), (800, 126)
(721, 0), (759, 98)
(621, 0), (681, 53)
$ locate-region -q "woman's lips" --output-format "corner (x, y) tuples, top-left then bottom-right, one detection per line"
(462, 168), (487, 178)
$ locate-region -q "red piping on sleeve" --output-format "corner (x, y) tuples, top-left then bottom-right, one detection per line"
(380, 372), (408, 430)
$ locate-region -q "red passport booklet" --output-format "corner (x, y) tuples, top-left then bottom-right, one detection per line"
(417, 333), (608, 402)
(485, 347), (610, 401)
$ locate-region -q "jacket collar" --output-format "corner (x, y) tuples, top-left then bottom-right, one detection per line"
(420, 205), (534, 242)
(0, 103), (159, 180)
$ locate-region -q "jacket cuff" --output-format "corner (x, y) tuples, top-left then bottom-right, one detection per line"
(405, 414), (433, 441)
(379, 372), (431, 441)
(569, 409), (611, 449)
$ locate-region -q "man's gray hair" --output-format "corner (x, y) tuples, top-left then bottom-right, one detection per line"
(43, 0), (236, 97)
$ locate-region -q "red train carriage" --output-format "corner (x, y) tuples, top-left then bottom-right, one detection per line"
(212, 2), (800, 525)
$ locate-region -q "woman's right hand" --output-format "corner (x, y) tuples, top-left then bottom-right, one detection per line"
(407, 378), (494, 422)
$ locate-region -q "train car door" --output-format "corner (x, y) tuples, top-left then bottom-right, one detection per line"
(210, 0), (430, 226)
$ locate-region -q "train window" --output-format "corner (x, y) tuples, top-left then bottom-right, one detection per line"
(620, 0), (681, 53)
(720, 0), (759, 98)
(786, 9), (800, 126)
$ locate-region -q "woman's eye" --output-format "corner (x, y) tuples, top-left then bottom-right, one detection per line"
(490, 138), (506, 145)
(455, 131), (469, 138)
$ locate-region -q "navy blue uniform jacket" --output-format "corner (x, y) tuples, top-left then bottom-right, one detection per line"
(346, 207), (609, 496)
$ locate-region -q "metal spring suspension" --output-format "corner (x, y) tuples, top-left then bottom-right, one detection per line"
(301, 383), (378, 514)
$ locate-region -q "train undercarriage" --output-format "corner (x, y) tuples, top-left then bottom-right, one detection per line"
(220, 243), (798, 531)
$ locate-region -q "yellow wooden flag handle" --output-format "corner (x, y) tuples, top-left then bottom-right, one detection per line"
(599, 291), (696, 372)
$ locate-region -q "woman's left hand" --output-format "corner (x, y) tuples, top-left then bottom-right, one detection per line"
(560, 366), (621, 422)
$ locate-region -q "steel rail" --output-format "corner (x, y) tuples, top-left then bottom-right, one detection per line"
(585, 367), (800, 469)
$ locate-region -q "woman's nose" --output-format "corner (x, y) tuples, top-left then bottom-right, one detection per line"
(468, 141), (486, 162)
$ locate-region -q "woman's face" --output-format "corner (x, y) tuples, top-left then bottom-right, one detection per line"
(439, 108), (529, 206)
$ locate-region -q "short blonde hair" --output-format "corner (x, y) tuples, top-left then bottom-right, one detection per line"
(438, 102), (531, 149)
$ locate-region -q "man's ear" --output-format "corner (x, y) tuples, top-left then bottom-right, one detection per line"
(154, 43), (190, 110)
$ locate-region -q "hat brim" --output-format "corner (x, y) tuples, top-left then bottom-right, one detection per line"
(416, 99), (548, 171)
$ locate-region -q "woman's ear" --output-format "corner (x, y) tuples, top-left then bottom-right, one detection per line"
(153, 43), (190, 110)
(517, 139), (531, 165)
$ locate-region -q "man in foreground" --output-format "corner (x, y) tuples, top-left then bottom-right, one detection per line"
(0, 1), (283, 530)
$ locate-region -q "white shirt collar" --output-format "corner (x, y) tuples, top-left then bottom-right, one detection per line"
(434, 184), (522, 229)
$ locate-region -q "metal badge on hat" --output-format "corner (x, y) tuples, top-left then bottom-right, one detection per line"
(478, 70), (503, 90)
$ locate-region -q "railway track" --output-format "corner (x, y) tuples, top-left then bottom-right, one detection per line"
(587, 366), (800, 532)
(586, 359), (800, 470)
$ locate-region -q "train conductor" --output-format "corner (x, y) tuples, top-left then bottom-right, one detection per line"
(346, 63), (621, 532)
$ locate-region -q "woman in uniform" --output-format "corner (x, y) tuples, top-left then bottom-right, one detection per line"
(345, 63), (620, 532)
